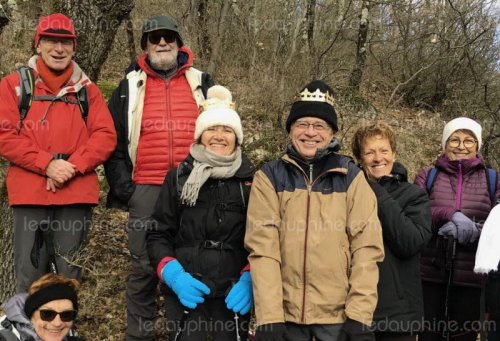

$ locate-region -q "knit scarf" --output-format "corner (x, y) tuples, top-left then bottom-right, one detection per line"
(36, 57), (74, 94)
(180, 143), (242, 207)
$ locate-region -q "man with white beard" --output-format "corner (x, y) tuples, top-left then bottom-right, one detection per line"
(104, 15), (213, 341)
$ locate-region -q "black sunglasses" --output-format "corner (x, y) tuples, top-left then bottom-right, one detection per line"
(148, 30), (177, 45)
(39, 309), (78, 322)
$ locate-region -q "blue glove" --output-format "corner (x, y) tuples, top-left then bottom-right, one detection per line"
(451, 212), (481, 244)
(162, 259), (211, 309)
(225, 271), (253, 315)
(438, 221), (458, 239)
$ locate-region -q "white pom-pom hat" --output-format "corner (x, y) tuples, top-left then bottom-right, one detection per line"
(194, 85), (243, 144)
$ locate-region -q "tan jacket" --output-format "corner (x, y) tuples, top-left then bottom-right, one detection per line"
(245, 152), (384, 326)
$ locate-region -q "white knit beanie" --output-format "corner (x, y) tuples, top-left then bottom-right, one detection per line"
(441, 117), (482, 151)
(194, 85), (243, 144)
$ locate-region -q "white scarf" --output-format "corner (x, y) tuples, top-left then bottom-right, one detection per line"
(180, 143), (242, 207)
(474, 205), (500, 274)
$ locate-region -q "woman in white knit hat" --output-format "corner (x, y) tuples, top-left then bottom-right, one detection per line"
(146, 86), (255, 341)
(414, 117), (500, 341)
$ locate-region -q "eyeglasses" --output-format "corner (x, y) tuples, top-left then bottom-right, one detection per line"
(40, 37), (74, 47)
(293, 120), (330, 132)
(447, 138), (477, 148)
(148, 30), (177, 45)
(39, 309), (77, 322)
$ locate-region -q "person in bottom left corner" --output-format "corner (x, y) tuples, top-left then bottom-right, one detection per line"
(0, 273), (83, 341)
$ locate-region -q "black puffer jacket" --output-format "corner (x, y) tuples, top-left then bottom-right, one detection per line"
(147, 154), (255, 297)
(367, 162), (432, 333)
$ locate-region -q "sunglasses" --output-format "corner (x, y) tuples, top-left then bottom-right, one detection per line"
(148, 30), (177, 45)
(39, 309), (77, 322)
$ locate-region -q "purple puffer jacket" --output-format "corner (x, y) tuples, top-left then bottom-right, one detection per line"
(414, 154), (500, 288)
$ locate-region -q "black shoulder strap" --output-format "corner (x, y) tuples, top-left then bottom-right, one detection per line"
(200, 73), (214, 99)
(426, 167), (439, 194)
(17, 66), (35, 123)
(0, 318), (20, 341)
(77, 86), (89, 123)
(485, 168), (498, 204)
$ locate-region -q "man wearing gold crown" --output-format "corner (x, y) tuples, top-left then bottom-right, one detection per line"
(104, 15), (213, 341)
(245, 80), (384, 340)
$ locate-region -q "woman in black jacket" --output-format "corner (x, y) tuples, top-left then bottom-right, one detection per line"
(352, 121), (432, 341)
(146, 86), (255, 341)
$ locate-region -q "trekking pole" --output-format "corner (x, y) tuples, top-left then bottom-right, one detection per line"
(443, 238), (457, 341)
(173, 273), (206, 341)
(234, 312), (241, 341)
(173, 310), (189, 341)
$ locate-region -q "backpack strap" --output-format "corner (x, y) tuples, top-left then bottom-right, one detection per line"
(77, 86), (89, 123)
(485, 168), (497, 204)
(16, 66), (35, 124)
(426, 167), (439, 194)
(16, 66), (89, 125)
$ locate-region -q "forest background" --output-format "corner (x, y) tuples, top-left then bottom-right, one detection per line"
(0, 0), (498, 339)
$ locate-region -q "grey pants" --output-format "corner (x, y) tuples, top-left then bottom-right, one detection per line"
(13, 205), (91, 292)
(126, 185), (162, 341)
(285, 322), (343, 341)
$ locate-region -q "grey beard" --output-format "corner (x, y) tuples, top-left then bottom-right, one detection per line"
(148, 54), (177, 71)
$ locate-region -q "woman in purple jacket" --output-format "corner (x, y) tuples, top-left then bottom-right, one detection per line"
(414, 117), (500, 341)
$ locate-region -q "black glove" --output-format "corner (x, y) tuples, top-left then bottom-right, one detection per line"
(340, 319), (374, 341)
(255, 323), (286, 341)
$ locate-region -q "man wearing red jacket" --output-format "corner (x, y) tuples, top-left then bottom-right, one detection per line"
(104, 15), (212, 341)
(0, 13), (116, 292)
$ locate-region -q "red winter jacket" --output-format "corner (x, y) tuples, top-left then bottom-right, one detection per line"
(0, 58), (116, 206)
(133, 49), (199, 184)
(415, 154), (500, 287)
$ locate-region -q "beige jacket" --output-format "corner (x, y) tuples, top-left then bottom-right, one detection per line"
(245, 152), (384, 326)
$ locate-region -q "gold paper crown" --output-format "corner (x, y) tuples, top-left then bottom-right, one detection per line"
(297, 88), (334, 106)
(199, 98), (236, 113)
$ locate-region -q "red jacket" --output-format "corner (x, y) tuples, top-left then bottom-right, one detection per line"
(133, 48), (199, 184)
(0, 58), (116, 206)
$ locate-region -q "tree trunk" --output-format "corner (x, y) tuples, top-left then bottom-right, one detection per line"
(349, 0), (371, 90)
(54, 0), (134, 82)
(306, 0), (316, 67)
(196, 0), (211, 61)
(124, 13), (136, 64)
(0, 160), (15, 302)
(207, 0), (232, 75)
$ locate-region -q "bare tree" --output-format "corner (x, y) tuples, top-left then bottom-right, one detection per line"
(54, 0), (134, 81)
(349, 0), (371, 90)
(196, 0), (212, 60)
(124, 13), (136, 64)
(207, 0), (232, 74)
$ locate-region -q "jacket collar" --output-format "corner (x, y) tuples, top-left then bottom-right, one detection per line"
(435, 153), (485, 175)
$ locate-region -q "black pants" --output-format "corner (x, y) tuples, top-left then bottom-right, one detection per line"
(419, 282), (480, 341)
(285, 322), (343, 341)
(374, 332), (416, 341)
(164, 294), (250, 341)
(485, 273), (500, 339)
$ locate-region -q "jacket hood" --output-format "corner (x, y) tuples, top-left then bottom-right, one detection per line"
(3, 293), (40, 340)
(135, 47), (194, 78)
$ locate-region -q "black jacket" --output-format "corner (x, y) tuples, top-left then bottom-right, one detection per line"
(368, 162), (432, 333)
(147, 154), (255, 297)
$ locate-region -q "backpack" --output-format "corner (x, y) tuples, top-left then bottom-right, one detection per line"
(426, 167), (497, 204)
(0, 316), (20, 341)
(17, 66), (89, 127)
